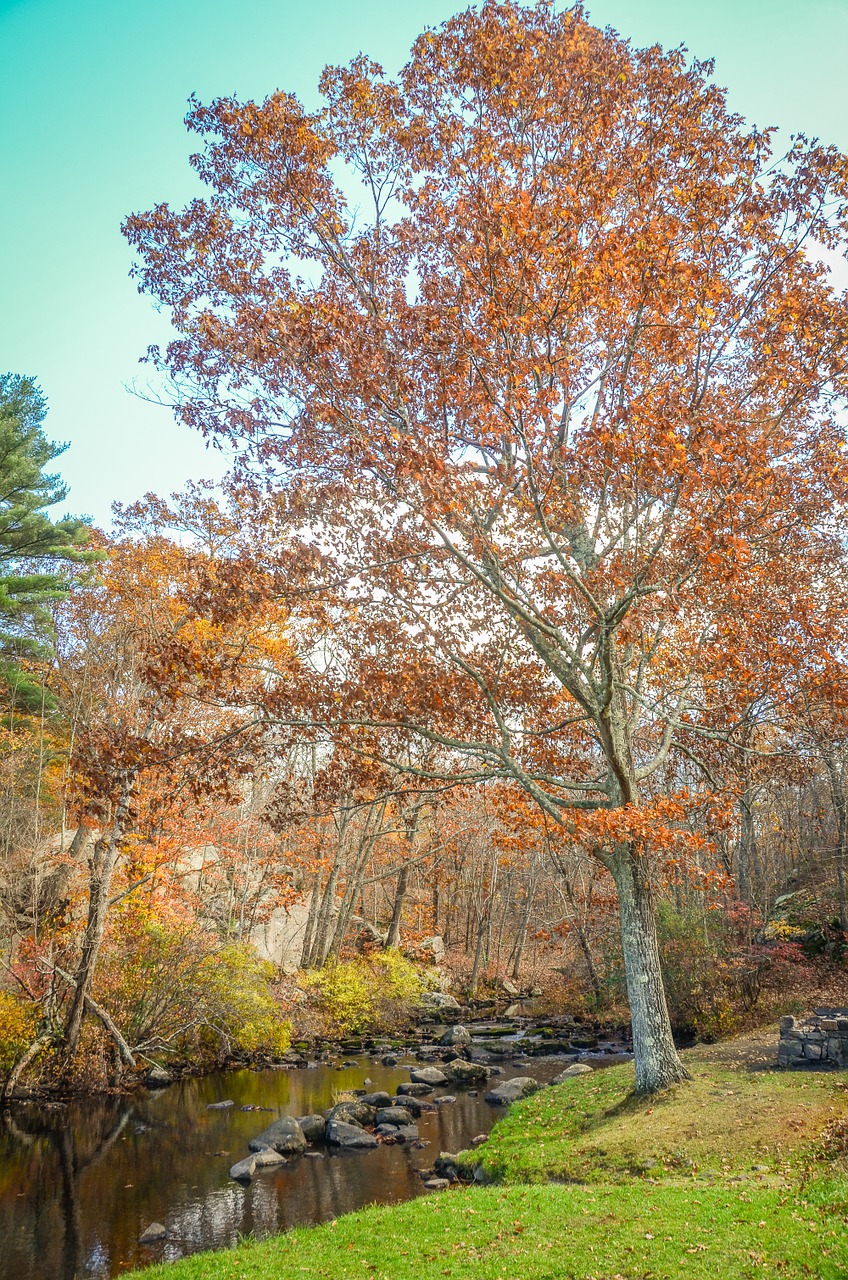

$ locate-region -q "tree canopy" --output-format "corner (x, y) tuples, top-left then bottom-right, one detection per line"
(124, 0), (848, 1091)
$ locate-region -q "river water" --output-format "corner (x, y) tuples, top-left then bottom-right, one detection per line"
(0, 1053), (570, 1279)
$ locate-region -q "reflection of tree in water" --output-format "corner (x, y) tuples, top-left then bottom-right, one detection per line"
(1, 1060), (565, 1279)
(0, 1100), (133, 1280)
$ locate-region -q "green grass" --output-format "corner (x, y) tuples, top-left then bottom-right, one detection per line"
(127, 1029), (848, 1280)
(128, 1179), (848, 1280)
(466, 1048), (847, 1184)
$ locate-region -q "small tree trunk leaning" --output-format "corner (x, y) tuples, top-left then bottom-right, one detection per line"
(1, 1033), (56, 1104)
(53, 966), (135, 1069)
(559, 869), (603, 1008)
(823, 752), (848, 933)
(510, 894), (532, 982)
(469, 909), (487, 996)
(574, 919), (604, 1008)
(611, 847), (689, 1094)
(327, 825), (376, 960)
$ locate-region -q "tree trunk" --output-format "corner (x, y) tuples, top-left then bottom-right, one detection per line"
(308, 859), (341, 968)
(610, 848), (689, 1094)
(63, 783), (132, 1059)
(299, 875), (321, 968)
(510, 892), (533, 981)
(823, 751), (848, 933)
(738, 788), (758, 907)
(574, 918), (604, 1008)
(558, 867), (603, 1007)
(1, 1032), (55, 1103)
(386, 865), (409, 949)
(469, 908), (487, 996)
(53, 966), (135, 1068)
(327, 809), (382, 960)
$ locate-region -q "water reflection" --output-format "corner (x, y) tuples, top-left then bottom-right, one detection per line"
(0, 1056), (566, 1279)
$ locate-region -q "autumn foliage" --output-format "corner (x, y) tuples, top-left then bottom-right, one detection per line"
(121, 0), (848, 1091)
(2, 2), (848, 1097)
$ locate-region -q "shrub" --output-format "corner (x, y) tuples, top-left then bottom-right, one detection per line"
(95, 908), (290, 1064)
(0, 989), (38, 1076)
(303, 949), (427, 1036)
(655, 900), (813, 1041)
(656, 902), (751, 1040)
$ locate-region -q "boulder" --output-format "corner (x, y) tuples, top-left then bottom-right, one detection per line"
(406, 935), (446, 964)
(248, 1116), (307, 1154)
(144, 1066), (172, 1089)
(375, 1106), (415, 1127)
(360, 1091), (393, 1108)
(484, 1076), (539, 1105)
(410, 1066), (449, 1086)
(207, 1099), (234, 1110)
(423, 1177), (450, 1190)
(326, 1120), (378, 1149)
(440, 1025), (472, 1047)
(325, 1101), (376, 1128)
(381, 1054), (399, 1066)
(139, 1222), (168, 1244)
(502, 978), (520, 997)
(551, 1063), (593, 1082)
(394, 1123), (420, 1142)
(445, 1059), (489, 1084)
(417, 991), (461, 1013)
(229, 1155), (257, 1182)
(397, 1081), (434, 1097)
(393, 1095), (425, 1117)
(435, 1095), (457, 1105)
(297, 1114), (327, 1143)
(254, 1147), (287, 1168)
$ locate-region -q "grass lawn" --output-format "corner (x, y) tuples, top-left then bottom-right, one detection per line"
(127, 1028), (848, 1280)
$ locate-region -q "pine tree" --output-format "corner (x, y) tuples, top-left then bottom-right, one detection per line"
(0, 374), (94, 712)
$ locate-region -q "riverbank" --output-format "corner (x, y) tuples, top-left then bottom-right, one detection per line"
(125, 1026), (848, 1280)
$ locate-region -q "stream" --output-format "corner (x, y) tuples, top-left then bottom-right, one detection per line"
(0, 1049), (578, 1279)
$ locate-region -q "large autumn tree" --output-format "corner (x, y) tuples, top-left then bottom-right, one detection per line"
(125, 0), (848, 1092)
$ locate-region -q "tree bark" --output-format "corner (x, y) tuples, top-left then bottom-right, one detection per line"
(53, 965), (136, 1068)
(385, 864), (409, 949)
(738, 787), (758, 907)
(299, 875), (321, 968)
(308, 858), (341, 968)
(610, 847), (689, 1093)
(823, 750), (848, 933)
(1, 1032), (55, 1104)
(63, 782), (132, 1059)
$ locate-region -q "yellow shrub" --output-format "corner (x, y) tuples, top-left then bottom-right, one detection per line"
(198, 945), (292, 1057)
(303, 950), (427, 1036)
(0, 991), (37, 1075)
(97, 913), (291, 1064)
(303, 958), (373, 1035)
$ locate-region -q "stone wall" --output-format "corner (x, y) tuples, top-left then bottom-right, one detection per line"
(778, 1009), (848, 1068)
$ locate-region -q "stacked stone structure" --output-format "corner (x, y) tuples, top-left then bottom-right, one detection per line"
(778, 1008), (848, 1068)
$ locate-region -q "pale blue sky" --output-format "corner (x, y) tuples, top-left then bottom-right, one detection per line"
(1, 0), (846, 525)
